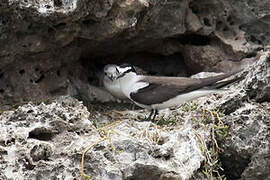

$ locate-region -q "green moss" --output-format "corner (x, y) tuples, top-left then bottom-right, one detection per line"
(154, 115), (177, 126)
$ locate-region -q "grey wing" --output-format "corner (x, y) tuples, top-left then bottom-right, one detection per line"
(129, 70), (241, 105)
(130, 82), (188, 105)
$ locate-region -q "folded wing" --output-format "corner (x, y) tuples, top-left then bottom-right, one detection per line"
(130, 70), (242, 105)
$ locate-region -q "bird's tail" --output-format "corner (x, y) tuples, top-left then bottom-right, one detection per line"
(200, 68), (244, 90)
(211, 75), (244, 89)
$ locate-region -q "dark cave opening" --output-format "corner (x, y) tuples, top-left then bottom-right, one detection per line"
(177, 34), (211, 46)
(80, 52), (193, 87)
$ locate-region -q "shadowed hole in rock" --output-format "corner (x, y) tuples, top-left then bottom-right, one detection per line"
(203, 17), (211, 26)
(227, 16), (235, 26)
(19, 69), (25, 75)
(178, 34), (211, 46)
(249, 35), (262, 44)
(23, 157), (35, 170)
(0, 89), (4, 93)
(0, 138), (16, 146)
(216, 21), (223, 31)
(35, 74), (45, 83)
(87, 76), (96, 84)
(93, 145), (106, 151)
(48, 27), (54, 33)
(239, 24), (244, 30)
(27, 109), (34, 113)
(244, 52), (257, 58)
(154, 154), (171, 160)
(54, 0), (62, 7)
(157, 137), (168, 145)
(54, 22), (66, 28)
(28, 127), (55, 141)
(220, 152), (251, 179)
(0, 148), (7, 155)
(189, 2), (199, 14)
(30, 144), (52, 161)
(57, 70), (61, 76)
(0, 70), (3, 78)
(82, 19), (97, 25)
(261, 35), (266, 41)
(223, 26), (229, 32)
(132, 164), (162, 179)
(148, 71), (157, 75)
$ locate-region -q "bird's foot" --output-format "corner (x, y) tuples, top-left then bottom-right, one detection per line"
(142, 109), (158, 122)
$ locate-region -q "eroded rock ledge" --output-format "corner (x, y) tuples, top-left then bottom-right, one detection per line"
(0, 51), (269, 179)
(1, 0), (270, 108)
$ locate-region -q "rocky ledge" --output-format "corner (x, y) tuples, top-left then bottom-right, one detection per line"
(1, 0), (270, 109)
(0, 51), (269, 180)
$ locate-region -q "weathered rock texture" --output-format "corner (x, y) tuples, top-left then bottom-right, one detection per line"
(1, 0), (270, 179)
(1, 0), (270, 108)
(0, 96), (209, 180)
(195, 51), (270, 180)
(0, 51), (269, 180)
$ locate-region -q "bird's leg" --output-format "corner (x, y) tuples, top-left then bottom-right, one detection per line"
(145, 109), (154, 121)
(151, 110), (159, 122)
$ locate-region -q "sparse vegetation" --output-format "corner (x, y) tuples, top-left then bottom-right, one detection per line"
(82, 101), (229, 180)
(80, 120), (122, 180)
(197, 108), (228, 180)
(181, 102), (199, 112)
(154, 115), (177, 126)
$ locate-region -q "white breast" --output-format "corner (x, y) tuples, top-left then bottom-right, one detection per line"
(103, 78), (127, 99)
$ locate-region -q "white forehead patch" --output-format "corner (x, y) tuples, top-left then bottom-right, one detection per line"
(118, 66), (132, 73)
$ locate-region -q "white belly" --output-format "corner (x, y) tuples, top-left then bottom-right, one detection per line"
(151, 89), (218, 110)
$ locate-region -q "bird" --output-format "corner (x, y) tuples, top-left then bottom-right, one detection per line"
(112, 64), (243, 121)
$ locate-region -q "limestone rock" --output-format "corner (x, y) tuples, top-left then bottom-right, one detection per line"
(0, 96), (209, 180)
(194, 51), (270, 180)
(1, 0), (270, 107)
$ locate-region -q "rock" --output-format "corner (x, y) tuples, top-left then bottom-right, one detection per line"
(244, 53), (270, 102)
(220, 102), (270, 179)
(0, 95), (209, 180)
(242, 148), (270, 180)
(181, 38), (240, 73)
(1, 0), (270, 179)
(0, 96), (93, 179)
(1, 51), (270, 179)
(30, 143), (52, 162)
(1, 0), (270, 107)
(193, 51), (270, 180)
